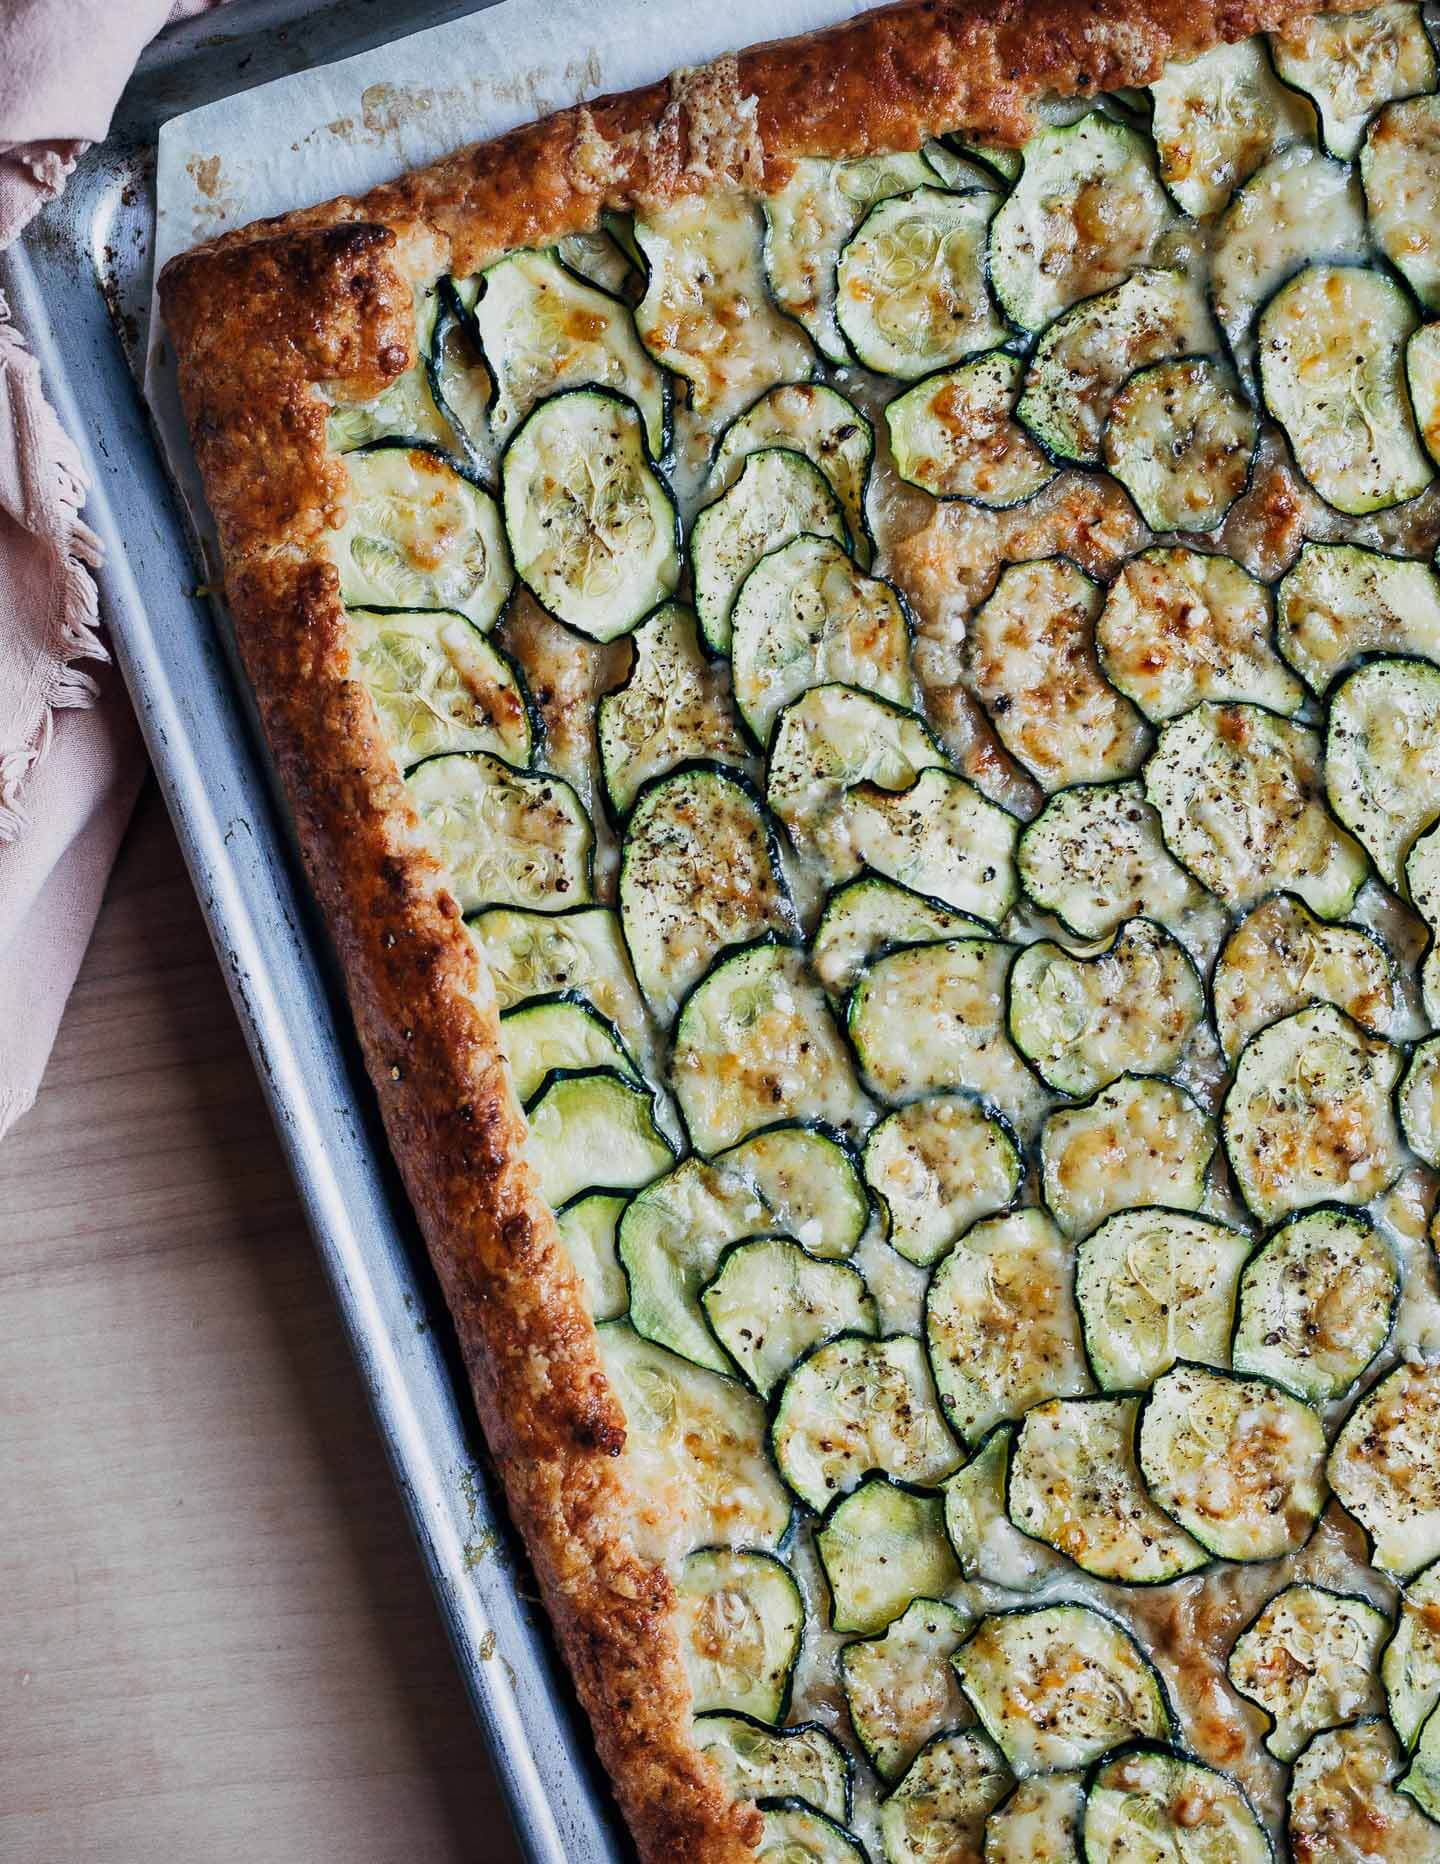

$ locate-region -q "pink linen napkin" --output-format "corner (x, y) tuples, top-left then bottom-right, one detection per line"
(0, 1), (217, 1137)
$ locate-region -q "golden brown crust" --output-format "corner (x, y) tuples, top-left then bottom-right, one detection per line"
(159, 2), (1344, 1856)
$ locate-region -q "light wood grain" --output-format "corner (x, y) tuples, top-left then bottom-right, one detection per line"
(0, 783), (523, 1864)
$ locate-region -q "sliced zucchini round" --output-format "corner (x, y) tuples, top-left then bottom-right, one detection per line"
(676, 1547), (804, 1724)
(1095, 548), (1303, 723)
(554, 1189), (628, 1322)
(1144, 702), (1368, 919)
(840, 769), (1021, 927)
(692, 449), (848, 655)
(407, 751), (593, 915)
(1103, 355), (1258, 535)
(815, 1476), (959, 1636)
(1328, 1356), (1440, 1576)
(1271, 0), (1437, 160)
(718, 1122), (869, 1260)
(426, 283), (494, 468)
(1257, 263), (1433, 516)
(597, 602), (750, 818)
(500, 388), (681, 642)
(702, 1238), (877, 1398)
(1400, 1704), (1440, 1823)
(1364, 94), (1440, 309)
(863, 1093), (1022, 1269)
(671, 940), (871, 1156)
(500, 991), (641, 1104)
(470, 249), (666, 456)
(1016, 268), (1214, 467)
(523, 1066), (674, 1208)
(597, 1322), (792, 1555)
(554, 228), (635, 299)
(982, 1771), (1084, 1864)
(1149, 34), (1317, 216)
(944, 1424), (1065, 1594)
(834, 188), (1005, 379)
(1212, 891), (1398, 1067)
(1384, 1559), (1440, 1748)
(1082, 1744), (1269, 1863)
(965, 558), (1150, 793)
(1223, 1004), (1406, 1224)
(1276, 540), (1440, 696)
(1017, 779), (1204, 940)
(619, 764), (798, 1025)
(1007, 918), (1204, 1099)
(1040, 1075), (1215, 1240)
(1405, 318), (1440, 468)
(876, 1729), (1011, 1864)
(771, 1332), (960, 1513)
(884, 352), (1056, 507)
(1289, 1718), (1440, 1859)
(1075, 1207), (1253, 1391)
(1227, 1582), (1389, 1762)
(710, 384), (875, 564)
(755, 1800), (869, 1862)
(1138, 1360), (1327, 1561)
(1400, 1035), (1440, 1166)
(925, 1207), (1091, 1447)
(1234, 1204), (1399, 1403)
(953, 1603), (1172, 1774)
(694, 1714), (851, 1825)
(838, 1596), (973, 1783)
(328, 286), (456, 455)
(811, 873), (987, 1008)
(1326, 656), (1440, 889)
(332, 444), (513, 627)
(1408, 817), (1440, 924)
(1008, 1394), (1209, 1584)
(350, 606), (534, 770)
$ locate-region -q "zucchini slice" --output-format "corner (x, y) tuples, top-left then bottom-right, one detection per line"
(407, 751), (593, 914)
(554, 228), (635, 299)
(988, 115), (1176, 335)
(694, 1714), (851, 1824)
(332, 445), (513, 627)
(730, 536), (916, 747)
(619, 764), (798, 1024)
(1233, 1205), (1399, 1402)
(1271, 1), (1437, 159)
(885, 352), (1057, 507)
(1017, 780), (1205, 940)
(1328, 1356), (1440, 1575)
(1364, 95), (1440, 309)
(1408, 823), (1440, 1024)
(1082, 1745), (1269, 1863)
(944, 1425), (1064, 1593)
(470, 249), (666, 456)
(1400, 1708), (1440, 1827)
(702, 1238), (877, 1397)
(597, 602), (750, 818)
(719, 1122), (869, 1259)
(500, 992), (641, 1104)
(1405, 319), (1440, 467)
(756, 1802), (869, 1861)
(966, 559), (1149, 793)
(1212, 891), (1398, 1067)
(1103, 356), (1258, 534)
(672, 940), (871, 1156)
(1040, 1075), (1215, 1240)
(1257, 263), (1433, 516)
(925, 1208), (1091, 1446)
(1096, 548), (1302, 723)
(771, 1332), (961, 1513)
(848, 939), (1040, 1125)
(1137, 1361), (1328, 1561)
(1144, 702), (1367, 919)
(1276, 540), (1440, 696)
(1384, 1559), (1440, 1748)
(953, 1604), (1172, 1774)
(1008, 1394), (1209, 1584)
(1326, 656), (1440, 889)
(427, 285), (494, 469)
(863, 1093), (1023, 1269)
(982, 1772), (1084, 1864)
(633, 192), (816, 423)
(524, 1067), (674, 1207)
(877, 1729), (1011, 1864)
(811, 874), (987, 1007)
(1149, 35), (1317, 216)
(834, 188), (1005, 379)
(710, 384), (875, 565)
(1007, 918), (1204, 1099)
(1075, 1207), (1252, 1391)
(327, 285), (456, 455)
(840, 770), (1021, 926)
(1400, 1035), (1440, 1166)
(1223, 1005), (1406, 1224)
(554, 1190), (628, 1322)
(500, 388), (681, 641)
(676, 1547), (804, 1724)
(1017, 268), (1214, 468)
(838, 1597), (973, 1783)
(816, 1477), (960, 1635)
(598, 1322), (792, 1555)
(1228, 1583), (1389, 1761)
(761, 151), (943, 366)
(692, 449), (849, 654)
(1290, 1719), (1440, 1858)
(350, 606), (534, 770)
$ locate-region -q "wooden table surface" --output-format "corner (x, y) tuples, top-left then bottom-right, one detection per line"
(0, 782), (524, 1864)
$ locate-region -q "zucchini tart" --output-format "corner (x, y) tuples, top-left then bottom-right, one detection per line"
(160, 0), (1440, 1856)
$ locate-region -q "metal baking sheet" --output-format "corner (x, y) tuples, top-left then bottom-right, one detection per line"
(0, 3), (629, 1856)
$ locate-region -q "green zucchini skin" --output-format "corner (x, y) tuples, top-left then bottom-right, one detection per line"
(815, 1475), (960, 1637)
